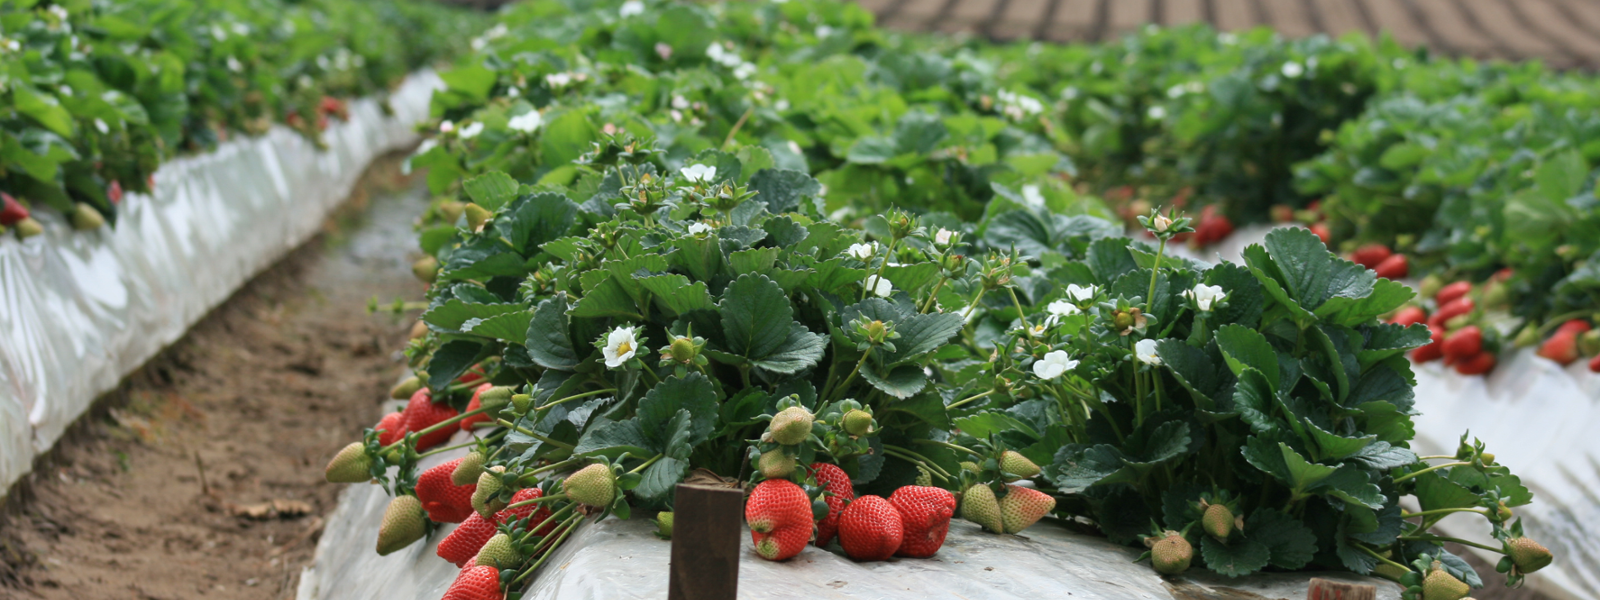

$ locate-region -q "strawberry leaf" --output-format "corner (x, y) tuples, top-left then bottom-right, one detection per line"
(1201, 536), (1271, 577)
(1246, 508), (1318, 570)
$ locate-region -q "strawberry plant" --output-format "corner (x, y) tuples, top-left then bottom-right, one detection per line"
(324, 1), (1562, 596)
(0, 0), (483, 232)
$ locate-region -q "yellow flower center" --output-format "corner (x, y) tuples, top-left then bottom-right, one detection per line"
(616, 341), (632, 354)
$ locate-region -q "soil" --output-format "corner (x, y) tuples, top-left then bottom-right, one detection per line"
(0, 155), (430, 600)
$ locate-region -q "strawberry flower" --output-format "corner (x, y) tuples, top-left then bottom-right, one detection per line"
(847, 242), (877, 260)
(1135, 339), (1162, 366)
(679, 164), (716, 184)
(1033, 350), (1079, 379)
(508, 111), (543, 133)
(1065, 284), (1098, 306)
(602, 326), (640, 368)
(1183, 284), (1226, 312)
(865, 275), (893, 298)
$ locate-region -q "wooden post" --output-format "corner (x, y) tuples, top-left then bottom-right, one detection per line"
(1307, 578), (1377, 600)
(668, 483), (744, 600)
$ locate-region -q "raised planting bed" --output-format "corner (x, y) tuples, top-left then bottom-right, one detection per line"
(310, 1), (1572, 599)
(0, 70), (440, 498)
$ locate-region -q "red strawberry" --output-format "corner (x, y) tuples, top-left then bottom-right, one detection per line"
(458, 368), (486, 385)
(1194, 205), (1234, 246)
(460, 383), (495, 431)
(442, 565), (502, 600)
(745, 479), (812, 561)
(1441, 326), (1483, 360)
(1411, 326), (1444, 363)
(810, 463), (854, 547)
(1538, 332), (1581, 366)
(1350, 244), (1392, 269)
(998, 485), (1056, 533)
(1588, 354), (1600, 373)
(0, 193), (29, 226)
(1435, 281), (1472, 306)
(889, 486), (955, 558)
(1454, 352), (1496, 375)
(417, 458), (477, 523)
(1555, 319), (1592, 337)
(1389, 306), (1427, 327)
(1308, 223), (1331, 245)
(438, 513), (498, 567)
(1373, 254), (1408, 279)
(107, 180), (123, 204)
(838, 495), (903, 561)
(1429, 297), (1475, 330)
(375, 411), (407, 446)
(496, 487), (555, 536)
(402, 389), (459, 451)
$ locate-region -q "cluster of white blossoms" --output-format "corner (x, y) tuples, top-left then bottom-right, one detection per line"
(996, 89), (1044, 122)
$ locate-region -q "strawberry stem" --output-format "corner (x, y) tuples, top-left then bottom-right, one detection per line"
(504, 493), (568, 510)
(1399, 534), (1505, 554)
(911, 439), (981, 457)
(1402, 507), (1488, 520)
(1354, 543), (1411, 578)
(380, 406), (492, 452)
(535, 388), (618, 411)
(1391, 461), (1470, 483)
(628, 453), (664, 474)
(496, 419), (576, 450)
(827, 347), (873, 403)
(946, 389), (995, 409)
(516, 458), (584, 484)
(513, 513), (585, 585)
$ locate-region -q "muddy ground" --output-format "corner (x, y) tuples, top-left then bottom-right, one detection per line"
(0, 156), (428, 600)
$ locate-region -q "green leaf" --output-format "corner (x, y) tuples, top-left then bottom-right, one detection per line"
(881, 262), (941, 294)
(860, 363), (928, 399)
(1201, 536), (1271, 578)
(1316, 278), (1414, 327)
(571, 270), (642, 319)
(427, 340), (488, 390)
(464, 171), (521, 211)
(1086, 237), (1137, 283)
(466, 310), (534, 342)
(1231, 368), (1281, 435)
(728, 247), (779, 276)
(1247, 509), (1318, 570)
(638, 275), (714, 316)
(540, 109), (599, 167)
(1357, 401), (1415, 444)
(750, 323), (826, 374)
(574, 418), (653, 458)
(526, 298), (580, 370)
(1317, 467), (1385, 509)
(954, 413), (1039, 439)
(670, 234), (724, 283)
(1413, 471), (1480, 512)
(14, 86), (75, 137)
(1215, 324), (1281, 392)
(501, 192), (578, 254)
(424, 299), (524, 332)
(747, 169), (821, 214)
(439, 63), (496, 101)
(720, 274), (792, 360)
(1305, 422), (1376, 462)
(1359, 323), (1432, 366)
(635, 456), (689, 500)
(893, 110), (948, 155)
(1346, 442), (1417, 470)
(636, 373), (719, 450)
(1156, 339), (1226, 407)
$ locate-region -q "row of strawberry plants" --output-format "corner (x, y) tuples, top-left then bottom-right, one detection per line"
(0, 0), (485, 238)
(324, 2), (1555, 598)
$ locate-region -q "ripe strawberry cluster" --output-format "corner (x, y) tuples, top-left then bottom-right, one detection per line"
(1395, 273), (1600, 375)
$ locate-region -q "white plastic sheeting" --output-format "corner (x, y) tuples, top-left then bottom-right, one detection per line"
(1178, 224), (1598, 600)
(0, 70), (442, 499)
(300, 431), (1400, 600)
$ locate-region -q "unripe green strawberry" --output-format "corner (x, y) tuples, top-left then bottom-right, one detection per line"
(413, 256), (439, 283)
(1513, 324), (1541, 348)
(14, 217), (43, 238)
(71, 203), (105, 230)
(324, 442), (372, 483)
(842, 409), (873, 436)
(1202, 503), (1235, 540)
(463, 202), (492, 231)
(1149, 531), (1192, 574)
(471, 466), (507, 517)
(1423, 563), (1470, 600)
(999, 451), (1040, 479)
(1373, 562), (1410, 581)
(437, 200), (465, 224)
(1506, 537), (1553, 574)
(1580, 330), (1600, 357)
(960, 484), (1003, 533)
(960, 461), (979, 473)
(477, 385), (514, 412)
(998, 485), (1054, 533)
(668, 337), (697, 363)
(453, 451), (486, 486)
(655, 512), (674, 539)
(473, 533), (522, 568)
(511, 393), (531, 414)
(759, 449), (796, 479)
(1418, 274), (1445, 300)
(390, 376), (422, 400)
(769, 407), (814, 445)
(565, 463), (616, 507)
(914, 466), (932, 487)
(376, 495), (428, 555)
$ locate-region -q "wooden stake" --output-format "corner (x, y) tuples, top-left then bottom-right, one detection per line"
(668, 483), (743, 600)
(1307, 578), (1377, 600)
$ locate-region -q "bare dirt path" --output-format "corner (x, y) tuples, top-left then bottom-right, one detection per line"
(0, 157), (428, 600)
